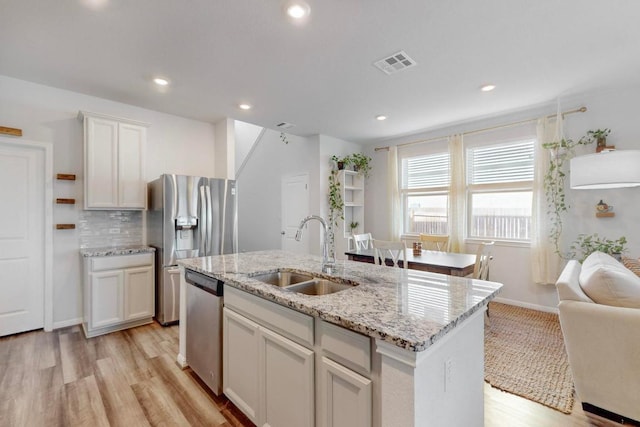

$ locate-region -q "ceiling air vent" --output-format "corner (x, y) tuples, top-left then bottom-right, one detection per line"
(276, 122), (295, 130)
(374, 50), (417, 75)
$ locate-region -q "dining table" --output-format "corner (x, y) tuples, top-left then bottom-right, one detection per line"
(344, 248), (477, 277)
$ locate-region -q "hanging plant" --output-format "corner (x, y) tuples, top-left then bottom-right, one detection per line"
(280, 132), (289, 144)
(543, 132), (598, 257)
(328, 169), (343, 226)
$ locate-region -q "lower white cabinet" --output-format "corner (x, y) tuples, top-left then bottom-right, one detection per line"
(319, 356), (372, 427)
(222, 286), (373, 427)
(83, 253), (154, 338)
(223, 306), (315, 427)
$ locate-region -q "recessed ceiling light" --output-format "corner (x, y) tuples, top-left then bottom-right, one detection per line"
(376, 115), (387, 121)
(153, 77), (170, 86)
(480, 84), (496, 92)
(238, 103), (252, 110)
(286, 2), (310, 19)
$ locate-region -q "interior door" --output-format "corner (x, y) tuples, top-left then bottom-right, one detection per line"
(281, 174), (309, 253)
(0, 140), (45, 336)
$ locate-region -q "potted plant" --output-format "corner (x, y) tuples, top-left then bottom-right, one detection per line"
(570, 233), (627, 263)
(331, 155), (351, 170)
(350, 153), (372, 178)
(349, 221), (359, 233)
(586, 128), (611, 151)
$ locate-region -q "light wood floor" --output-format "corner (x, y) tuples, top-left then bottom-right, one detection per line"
(0, 323), (623, 427)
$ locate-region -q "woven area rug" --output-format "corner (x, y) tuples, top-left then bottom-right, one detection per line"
(484, 302), (575, 413)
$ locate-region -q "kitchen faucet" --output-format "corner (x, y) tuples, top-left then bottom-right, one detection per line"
(295, 215), (335, 274)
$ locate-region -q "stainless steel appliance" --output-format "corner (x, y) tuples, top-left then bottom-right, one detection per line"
(147, 174), (237, 325)
(184, 268), (223, 395)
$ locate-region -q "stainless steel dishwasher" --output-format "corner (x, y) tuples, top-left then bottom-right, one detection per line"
(184, 268), (223, 395)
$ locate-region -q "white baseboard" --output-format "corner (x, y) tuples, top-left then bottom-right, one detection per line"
(492, 297), (559, 314)
(53, 317), (83, 330)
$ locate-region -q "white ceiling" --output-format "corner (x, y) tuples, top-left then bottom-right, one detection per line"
(2, 0), (640, 143)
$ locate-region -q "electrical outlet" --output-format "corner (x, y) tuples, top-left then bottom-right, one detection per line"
(444, 358), (453, 392)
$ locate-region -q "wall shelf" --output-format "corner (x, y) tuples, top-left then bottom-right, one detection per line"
(56, 224), (76, 230)
(596, 212), (615, 218)
(56, 173), (76, 181)
(56, 198), (76, 205)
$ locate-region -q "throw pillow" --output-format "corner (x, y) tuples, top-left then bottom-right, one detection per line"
(579, 260), (640, 308)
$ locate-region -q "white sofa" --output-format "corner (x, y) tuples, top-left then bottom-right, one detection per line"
(556, 254), (640, 424)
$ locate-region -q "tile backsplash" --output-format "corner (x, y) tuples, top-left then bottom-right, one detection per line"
(79, 210), (143, 249)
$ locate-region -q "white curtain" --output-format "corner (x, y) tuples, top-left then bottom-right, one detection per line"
(448, 134), (465, 253)
(531, 117), (562, 284)
(387, 146), (402, 240)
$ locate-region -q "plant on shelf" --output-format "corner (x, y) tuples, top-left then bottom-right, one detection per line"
(542, 132), (596, 257)
(350, 153), (372, 178)
(586, 128), (610, 150)
(331, 155), (351, 170)
(570, 233), (627, 263)
(349, 221), (359, 232)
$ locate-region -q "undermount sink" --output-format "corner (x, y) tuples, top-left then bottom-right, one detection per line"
(250, 271), (314, 287)
(250, 269), (357, 296)
(285, 279), (355, 296)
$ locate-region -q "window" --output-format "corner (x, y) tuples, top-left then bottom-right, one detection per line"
(466, 139), (534, 241)
(401, 152), (450, 235)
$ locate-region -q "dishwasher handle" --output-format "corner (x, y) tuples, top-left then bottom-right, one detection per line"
(184, 269), (224, 296)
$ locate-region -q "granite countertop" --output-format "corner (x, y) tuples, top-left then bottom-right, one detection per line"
(80, 245), (156, 257)
(178, 250), (502, 352)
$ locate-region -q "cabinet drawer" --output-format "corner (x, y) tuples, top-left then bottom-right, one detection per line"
(91, 253), (153, 271)
(318, 320), (371, 376)
(224, 286), (314, 348)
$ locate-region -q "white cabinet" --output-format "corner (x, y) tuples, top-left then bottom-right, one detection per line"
(82, 253), (154, 338)
(223, 287), (315, 427)
(319, 356), (372, 427)
(317, 319), (372, 427)
(336, 170), (365, 259)
(79, 111), (148, 210)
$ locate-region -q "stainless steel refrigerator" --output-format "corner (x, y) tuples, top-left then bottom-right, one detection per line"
(147, 174), (237, 325)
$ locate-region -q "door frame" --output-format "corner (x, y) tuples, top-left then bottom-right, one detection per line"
(0, 136), (53, 332)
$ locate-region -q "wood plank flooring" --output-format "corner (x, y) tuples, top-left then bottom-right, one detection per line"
(0, 323), (624, 426)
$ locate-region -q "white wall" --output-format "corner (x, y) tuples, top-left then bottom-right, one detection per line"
(364, 84), (640, 311)
(234, 120), (263, 178)
(237, 129), (320, 253)
(0, 75), (217, 327)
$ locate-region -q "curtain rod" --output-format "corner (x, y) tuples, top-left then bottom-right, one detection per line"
(374, 106), (587, 152)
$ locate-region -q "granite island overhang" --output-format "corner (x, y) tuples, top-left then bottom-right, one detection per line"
(177, 250), (502, 427)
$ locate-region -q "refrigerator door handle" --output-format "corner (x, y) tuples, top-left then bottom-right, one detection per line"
(220, 180), (228, 254)
(205, 185), (213, 256)
(199, 185), (207, 255)
(167, 267), (181, 322)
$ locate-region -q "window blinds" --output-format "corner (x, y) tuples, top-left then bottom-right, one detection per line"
(466, 140), (534, 185)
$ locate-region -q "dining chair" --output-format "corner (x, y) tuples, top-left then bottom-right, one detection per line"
(473, 241), (495, 280)
(372, 239), (407, 269)
(419, 234), (450, 252)
(352, 232), (373, 250)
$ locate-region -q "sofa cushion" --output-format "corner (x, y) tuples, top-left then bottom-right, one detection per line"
(582, 251), (621, 270)
(579, 253), (640, 308)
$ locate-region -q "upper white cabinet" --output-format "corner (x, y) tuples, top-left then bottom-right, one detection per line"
(79, 111), (149, 210)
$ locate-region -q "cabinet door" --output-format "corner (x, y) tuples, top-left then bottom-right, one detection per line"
(85, 117), (118, 208)
(90, 270), (124, 329)
(319, 356), (371, 427)
(118, 123), (146, 208)
(223, 308), (260, 425)
(123, 265), (154, 321)
(261, 326), (315, 427)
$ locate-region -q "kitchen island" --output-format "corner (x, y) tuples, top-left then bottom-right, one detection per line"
(178, 250), (502, 427)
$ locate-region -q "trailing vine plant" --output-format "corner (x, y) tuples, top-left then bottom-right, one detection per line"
(280, 132), (289, 144)
(328, 169), (343, 227)
(542, 133), (596, 257)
